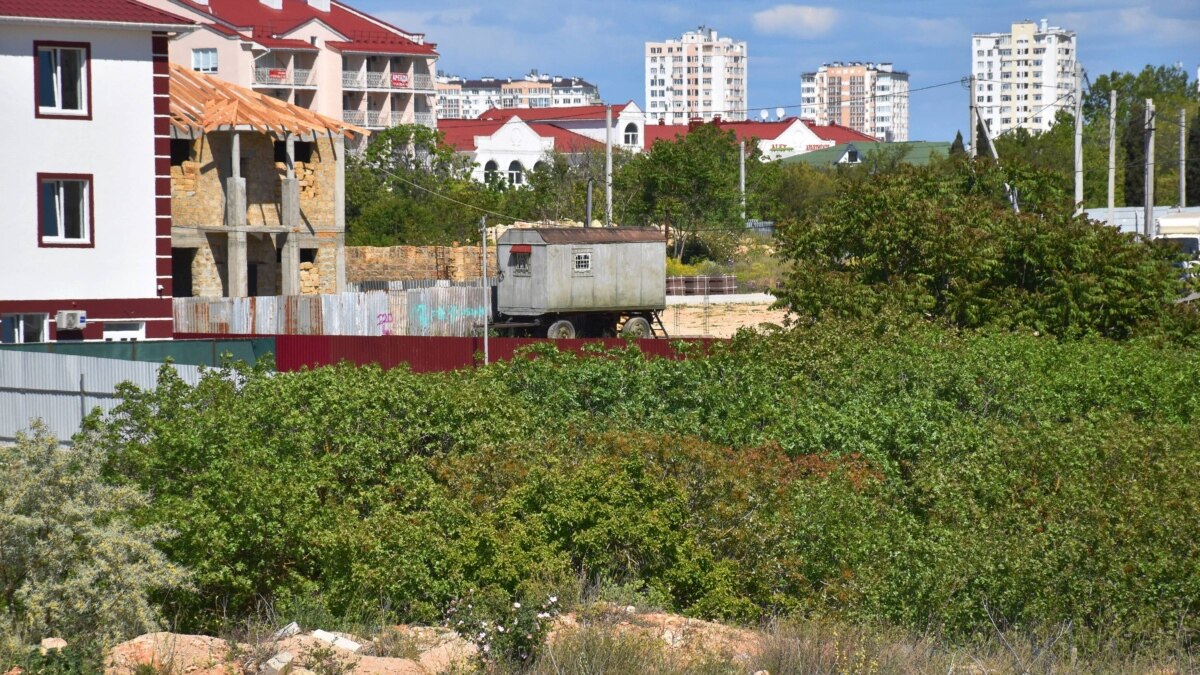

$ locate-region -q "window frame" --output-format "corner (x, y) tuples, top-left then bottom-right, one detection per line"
(623, 122), (639, 146)
(37, 173), (95, 248)
(191, 47), (218, 74)
(34, 41), (92, 120)
(510, 252), (531, 277)
(1, 313), (50, 344)
(572, 249), (593, 276)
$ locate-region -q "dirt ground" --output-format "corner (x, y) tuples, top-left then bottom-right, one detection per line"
(664, 302), (788, 338)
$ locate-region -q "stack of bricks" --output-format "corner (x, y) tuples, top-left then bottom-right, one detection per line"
(299, 261), (321, 295)
(274, 161), (319, 200)
(170, 160), (200, 195)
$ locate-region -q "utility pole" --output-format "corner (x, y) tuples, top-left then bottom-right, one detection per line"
(1108, 89), (1116, 225)
(1181, 108), (1187, 208)
(969, 75), (978, 159)
(1144, 99), (1156, 238)
(605, 104), (613, 227)
(585, 179), (593, 227)
(1073, 62), (1084, 215)
(738, 140), (746, 220)
(480, 215), (488, 366)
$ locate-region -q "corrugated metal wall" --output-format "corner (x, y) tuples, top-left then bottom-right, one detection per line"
(175, 288), (490, 337)
(0, 351), (203, 445)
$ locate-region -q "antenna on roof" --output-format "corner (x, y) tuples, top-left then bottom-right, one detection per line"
(775, 107), (785, 121)
(760, 110), (769, 121)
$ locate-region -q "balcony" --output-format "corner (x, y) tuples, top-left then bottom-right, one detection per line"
(366, 110), (386, 128)
(342, 71), (365, 89)
(253, 67), (315, 87)
(342, 109), (365, 126)
(414, 112), (435, 128)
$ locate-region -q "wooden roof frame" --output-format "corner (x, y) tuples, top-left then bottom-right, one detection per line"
(169, 63), (368, 140)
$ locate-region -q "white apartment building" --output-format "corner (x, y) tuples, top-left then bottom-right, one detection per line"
(800, 62), (909, 142)
(645, 26), (748, 122)
(436, 71), (600, 120)
(971, 19), (1077, 138)
(137, 0), (439, 132)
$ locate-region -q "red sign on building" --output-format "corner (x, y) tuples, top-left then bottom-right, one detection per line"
(268, 68), (287, 81)
(391, 73), (410, 88)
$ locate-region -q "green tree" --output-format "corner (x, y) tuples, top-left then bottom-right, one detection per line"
(773, 159), (1184, 338)
(949, 131), (966, 157)
(0, 423), (189, 649)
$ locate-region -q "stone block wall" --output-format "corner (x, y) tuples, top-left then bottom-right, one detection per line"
(345, 245), (497, 282)
(171, 133), (338, 230)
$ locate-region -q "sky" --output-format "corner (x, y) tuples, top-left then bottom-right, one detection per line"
(360, 0), (1200, 141)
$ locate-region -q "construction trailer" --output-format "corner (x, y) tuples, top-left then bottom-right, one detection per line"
(495, 228), (667, 338)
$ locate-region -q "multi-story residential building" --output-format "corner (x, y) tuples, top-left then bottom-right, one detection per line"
(137, 0), (438, 133)
(800, 62), (909, 142)
(0, 0), (195, 343)
(436, 71), (600, 120)
(971, 19), (1077, 138)
(645, 26), (748, 122)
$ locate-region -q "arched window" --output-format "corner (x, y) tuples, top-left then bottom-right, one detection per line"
(533, 161), (546, 172)
(507, 160), (524, 186)
(484, 160), (498, 182)
(623, 122), (639, 146)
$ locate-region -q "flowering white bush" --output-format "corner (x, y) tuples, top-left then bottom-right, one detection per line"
(446, 588), (560, 664)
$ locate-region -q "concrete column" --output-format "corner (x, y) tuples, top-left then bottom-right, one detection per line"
(280, 233), (301, 296)
(225, 177), (247, 228)
(227, 230), (248, 297)
(281, 177), (300, 229)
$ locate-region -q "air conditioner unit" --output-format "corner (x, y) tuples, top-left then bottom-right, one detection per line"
(56, 310), (87, 331)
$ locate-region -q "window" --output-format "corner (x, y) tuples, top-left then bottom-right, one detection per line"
(623, 123), (638, 146)
(103, 321), (145, 342)
(1, 314), (48, 344)
(507, 160), (524, 186)
(170, 138), (193, 166)
(510, 252), (531, 276)
(38, 174), (92, 246)
(35, 42), (89, 118)
(572, 250), (592, 275)
(191, 48), (217, 73)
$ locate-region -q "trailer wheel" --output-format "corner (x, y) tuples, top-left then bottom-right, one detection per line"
(546, 319), (576, 339)
(621, 316), (652, 338)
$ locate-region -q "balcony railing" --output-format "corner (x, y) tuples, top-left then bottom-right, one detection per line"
(366, 72), (387, 88)
(342, 109), (365, 125)
(390, 111), (405, 126)
(253, 67), (291, 86)
(366, 110), (385, 127)
(293, 68), (314, 87)
(412, 73), (433, 90)
(342, 71), (365, 89)
(413, 112), (435, 128)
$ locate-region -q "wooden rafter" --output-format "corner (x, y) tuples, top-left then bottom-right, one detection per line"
(169, 63), (369, 139)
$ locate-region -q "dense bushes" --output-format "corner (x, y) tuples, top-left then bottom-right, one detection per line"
(91, 323), (1200, 652)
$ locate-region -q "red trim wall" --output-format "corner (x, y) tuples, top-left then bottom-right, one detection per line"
(152, 32), (174, 299)
(0, 299), (173, 340)
(32, 40), (93, 121)
(36, 172), (95, 248)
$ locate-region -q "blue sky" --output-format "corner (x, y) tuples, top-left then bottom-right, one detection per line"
(362, 1), (1200, 141)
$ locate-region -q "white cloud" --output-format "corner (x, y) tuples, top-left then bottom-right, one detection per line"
(751, 5), (838, 38)
(1056, 6), (1200, 43)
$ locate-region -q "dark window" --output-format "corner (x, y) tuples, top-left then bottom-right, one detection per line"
(170, 139), (193, 166)
(273, 140), (314, 164)
(300, 248), (317, 264)
(38, 174), (92, 246)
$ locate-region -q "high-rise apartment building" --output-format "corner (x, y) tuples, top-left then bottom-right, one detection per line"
(645, 26), (748, 122)
(436, 71), (601, 120)
(800, 62), (909, 142)
(971, 19), (1077, 138)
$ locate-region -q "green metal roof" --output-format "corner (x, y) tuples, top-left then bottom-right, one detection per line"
(780, 141), (953, 167)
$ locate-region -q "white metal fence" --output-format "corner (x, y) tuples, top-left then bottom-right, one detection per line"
(0, 351), (203, 445)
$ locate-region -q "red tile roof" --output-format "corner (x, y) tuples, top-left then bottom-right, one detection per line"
(478, 103), (629, 123)
(642, 118), (806, 150)
(438, 118), (602, 153)
(804, 120), (879, 144)
(252, 34), (318, 51)
(325, 40), (434, 56)
(437, 119), (507, 152)
(167, 0), (434, 55)
(0, 0), (193, 26)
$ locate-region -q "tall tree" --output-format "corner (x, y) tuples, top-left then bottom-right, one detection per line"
(975, 118), (995, 158)
(950, 131), (966, 157)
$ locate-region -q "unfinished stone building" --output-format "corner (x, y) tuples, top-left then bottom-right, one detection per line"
(167, 64), (367, 298)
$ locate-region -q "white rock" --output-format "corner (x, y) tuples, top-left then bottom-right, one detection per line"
(39, 637), (67, 654)
(262, 650), (294, 675)
(272, 621), (301, 640)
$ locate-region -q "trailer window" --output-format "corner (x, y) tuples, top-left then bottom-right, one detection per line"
(510, 252), (531, 276)
(573, 250), (592, 276)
